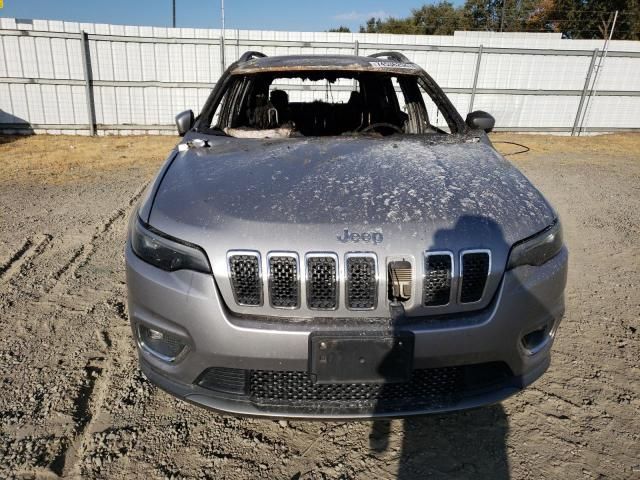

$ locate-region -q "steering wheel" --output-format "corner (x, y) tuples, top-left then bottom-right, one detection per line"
(358, 122), (404, 134)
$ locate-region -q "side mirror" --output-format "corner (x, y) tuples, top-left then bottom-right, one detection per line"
(466, 111), (495, 133)
(175, 110), (195, 136)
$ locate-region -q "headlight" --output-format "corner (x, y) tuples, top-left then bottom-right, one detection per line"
(507, 220), (563, 270)
(130, 217), (211, 273)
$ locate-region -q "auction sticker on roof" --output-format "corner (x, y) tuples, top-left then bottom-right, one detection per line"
(369, 61), (418, 69)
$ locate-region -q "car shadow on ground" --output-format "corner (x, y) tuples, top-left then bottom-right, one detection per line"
(365, 213), (561, 479)
(370, 406), (509, 479)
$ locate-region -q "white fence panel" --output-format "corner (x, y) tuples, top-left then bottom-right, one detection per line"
(1, 17), (640, 135)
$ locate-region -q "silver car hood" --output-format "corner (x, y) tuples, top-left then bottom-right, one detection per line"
(146, 135), (555, 318)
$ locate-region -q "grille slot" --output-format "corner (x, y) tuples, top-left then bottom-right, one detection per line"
(460, 251), (490, 303)
(388, 260), (412, 301)
(268, 255), (300, 308)
(306, 256), (338, 310)
(423, 252), (453, 306)
(228, 254), (262, 306)
(345, 255), (377, 310)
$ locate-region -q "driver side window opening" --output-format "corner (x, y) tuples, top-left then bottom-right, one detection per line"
(209, 71), (456, 137)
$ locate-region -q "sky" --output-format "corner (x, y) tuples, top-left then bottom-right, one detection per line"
(0, 0), (463, 32)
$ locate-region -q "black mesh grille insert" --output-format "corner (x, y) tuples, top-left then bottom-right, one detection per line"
(229, 254), (262, 306)
(250, 368), (463, 409)
(423, 254), (452, 306)
(346, 256), (377, 309)
(252, 364), (514, 414)
(307, 257), (337, 309)
(460, 252), (490, 303)
(196, 367), (248, 395)
(195, 363), (513, 414)
(269, 256), (299, 308)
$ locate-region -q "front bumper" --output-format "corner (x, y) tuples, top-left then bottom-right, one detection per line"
(126, 244), (568, 418)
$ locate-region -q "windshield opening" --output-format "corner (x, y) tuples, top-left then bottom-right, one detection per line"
(205, 70), (458, 138)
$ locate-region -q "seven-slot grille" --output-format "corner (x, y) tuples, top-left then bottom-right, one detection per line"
(306, 256), (338, 309)
(345, 255), (377, 310)
(228, 254), (262, 306)
(460, 251), (491, 303)
(226, 250), (491, 309)
(423, 253), (453, 306)
(268, 255), (299, 308)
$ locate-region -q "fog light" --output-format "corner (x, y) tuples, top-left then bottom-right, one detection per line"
(138, 324), (186, 362)
(522, 325), (551, 354)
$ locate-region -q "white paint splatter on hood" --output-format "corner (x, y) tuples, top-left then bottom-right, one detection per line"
(149, 135), (554, 247)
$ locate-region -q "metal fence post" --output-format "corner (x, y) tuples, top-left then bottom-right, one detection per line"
(468, 44), (483, 114)
(572, 48), (599, 136)
(353, 40), (360, 89)
(220, 36), (226, 75)
(79, 31), (96, 136)
(235, 28), (240, 61)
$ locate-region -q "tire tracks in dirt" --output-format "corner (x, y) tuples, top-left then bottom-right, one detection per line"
(58, 303), (138, 478)
(0, 181), (147, 316)
(57, 357), (108, 477)
(0, 233), (52, 283)
(47, 181), (149, 298)
(50, 182), (148, 477)
(0, 182), (149, 477)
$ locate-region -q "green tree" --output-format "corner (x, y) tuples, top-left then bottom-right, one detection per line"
(412, 2), (469, 34)
(583, 0), (638, 39)
(329, 0), (639, 39)
(463, 0), (501, 31)
(328, 26), (351, 33)
(359, 16), (419, 34)
(359, 17), (382, 33)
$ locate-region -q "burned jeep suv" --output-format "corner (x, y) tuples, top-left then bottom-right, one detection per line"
(126, 52), (567, 418)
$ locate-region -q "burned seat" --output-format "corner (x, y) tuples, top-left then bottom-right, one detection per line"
(270, 89), (291, 125)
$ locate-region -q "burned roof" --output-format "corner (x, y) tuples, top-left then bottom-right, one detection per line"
(231, 54), (422, 75)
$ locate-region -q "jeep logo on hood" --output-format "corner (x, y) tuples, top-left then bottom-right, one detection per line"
(337, 228), (383, 245)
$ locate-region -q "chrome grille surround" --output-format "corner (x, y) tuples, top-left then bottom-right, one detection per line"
(267, 252), (300, 309)
(459, 249), (491, 304)
(423, 251), (454, 307)
(227, 251), (263, 306)
(225, 249), (492, 311)
(345, 253), (378, 310)
(305, 253), (339, 310)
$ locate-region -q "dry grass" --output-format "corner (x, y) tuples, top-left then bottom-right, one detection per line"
(0, 135), (177, 185)
(491, 132), (640, 159)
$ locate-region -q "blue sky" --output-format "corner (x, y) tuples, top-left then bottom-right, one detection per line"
(1, 0), (463, 32)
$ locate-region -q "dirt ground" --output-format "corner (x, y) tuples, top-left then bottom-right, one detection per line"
(0, 133), (638, 480)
